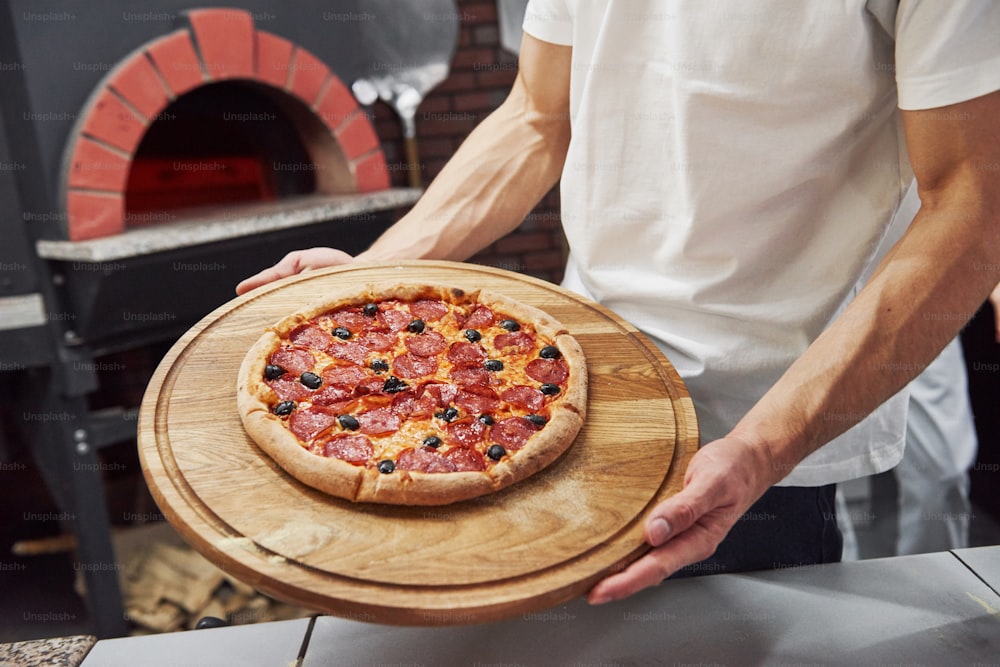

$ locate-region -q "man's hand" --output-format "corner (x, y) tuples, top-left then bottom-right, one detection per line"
(235, 247), (354, 295)
(587, 435), (776, 604)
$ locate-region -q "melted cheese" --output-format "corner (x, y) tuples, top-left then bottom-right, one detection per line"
(277, 300), (566, 464)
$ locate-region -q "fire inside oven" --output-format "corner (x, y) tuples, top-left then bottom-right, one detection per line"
(125, 81), (355, 225)
(127, 83), (310, 218)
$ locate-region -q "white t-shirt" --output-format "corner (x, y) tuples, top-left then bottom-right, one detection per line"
(522, 0), (1000, 486)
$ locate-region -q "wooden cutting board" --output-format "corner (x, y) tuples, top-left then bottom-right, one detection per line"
(138, 260), (698, 625)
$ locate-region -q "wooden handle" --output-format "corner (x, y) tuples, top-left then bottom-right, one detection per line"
(404, 135), (422, 188)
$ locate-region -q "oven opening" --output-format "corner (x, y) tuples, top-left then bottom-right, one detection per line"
(124, 80), (351, 227)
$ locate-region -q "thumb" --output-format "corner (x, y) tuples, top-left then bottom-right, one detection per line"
(644, 473), (721, 547)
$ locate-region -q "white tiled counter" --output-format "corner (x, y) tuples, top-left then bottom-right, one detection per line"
(77, 548), (1000, 667)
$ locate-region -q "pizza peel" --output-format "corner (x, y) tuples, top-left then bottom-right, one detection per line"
(137, 261), (697, 625)
(351, 0), (460, 188)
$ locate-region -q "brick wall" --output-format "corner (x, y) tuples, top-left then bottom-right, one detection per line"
(370, 0), (567, 285)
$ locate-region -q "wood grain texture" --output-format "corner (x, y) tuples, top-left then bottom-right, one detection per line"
(138, 260), (698, 625)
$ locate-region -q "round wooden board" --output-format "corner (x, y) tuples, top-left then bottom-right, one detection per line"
(138, 260), (698, 625)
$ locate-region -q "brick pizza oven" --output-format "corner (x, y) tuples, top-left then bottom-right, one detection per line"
(61, 7), (388, 240)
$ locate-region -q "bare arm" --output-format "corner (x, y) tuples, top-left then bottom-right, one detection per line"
(589, 89), (1000, 603)
(734, 90), (1000, 473)
(235, 34), (571, 294)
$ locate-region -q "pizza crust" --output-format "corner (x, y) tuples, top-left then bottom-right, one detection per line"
(236, 283), (588, 505)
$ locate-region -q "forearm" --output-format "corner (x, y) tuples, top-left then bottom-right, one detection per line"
(357, 82), (570, 263)
(233, 36), (572, 296)
(732, 197), (999, 484)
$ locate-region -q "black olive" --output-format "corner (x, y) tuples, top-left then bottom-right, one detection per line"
(423, 435), (442, 448)
(435, 407), (459, 422)
(363, 303), (378, 317)
(371, 359), (389, 373)
(333, 326), (352, 340)
(540, 383), (560, 395)
(300, 372), (322, 390)
(525, 414), (548, 427)
(487, 444), (506, 461)
(273, 401), (296, 416)
(484, 359), (504, 372)
(500, 319), (520, 332)
(478, 414), (495, 426)
(264, 364), (285, 380)
(338, 415), (360, 431)
(407, 319), (425, 333)
(378, 460), (395, 474)
(194, 616), (228, 630)
(464, 329), (482, 342)
(539, 345), (561, 359)
(382, 376), (409, 393)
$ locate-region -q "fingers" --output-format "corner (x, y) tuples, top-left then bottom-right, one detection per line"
(235, 256), (300, 295)
(587, 520), (721, 605)
(586, 437), (771, 605)
(235, 248), (354, 295)
(588, 475), (727, 605)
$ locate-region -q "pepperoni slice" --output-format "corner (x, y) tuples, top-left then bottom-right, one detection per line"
(270, 346), (315, 375)
(492, 416), (539, 450)
(445, 447), (487, 472)
(391, 390), (438, 419)
(328, 341), (368, 365)
(393, 353), (438, 379)
(409, 299), (449, 321)
(463, 306), (495, 329)
(267, 375), (311, 401)
(447, 341), (487, 365)
(310, 383), (354, 406)
(526, 358), (569, 384)
(454, 386), (501, 413)
(404, 331), (447, 357)
(397, 447), (458, 473)
(360, 331), (397, 352)
(380, 308), (411, 333)
(353, 376), (388, 396)
(357, 407), (401, 435)
(494, 331), (536, 354)
(320, 364), (366, 387)
(331, 310), (368, 333)
(288, 406), (339, 441)
(289, 324), (335, 352)
(446, 416), (487, 447)
(449, 364), (491, 387)
(423, 383), (459, 407)
(321, 434), (373, 464)
(501, 385), (545, 411)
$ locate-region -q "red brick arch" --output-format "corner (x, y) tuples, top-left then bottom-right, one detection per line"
(62, 8), (389, 241)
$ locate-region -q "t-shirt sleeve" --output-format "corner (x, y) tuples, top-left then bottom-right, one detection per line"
(895, 0), (1000, 110)
(522, 0), (574, 46)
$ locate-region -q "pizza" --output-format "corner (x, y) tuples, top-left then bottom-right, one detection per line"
(236, 284), (587, 505)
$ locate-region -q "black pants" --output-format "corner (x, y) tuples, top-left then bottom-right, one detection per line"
(672, 484), (843, 578)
